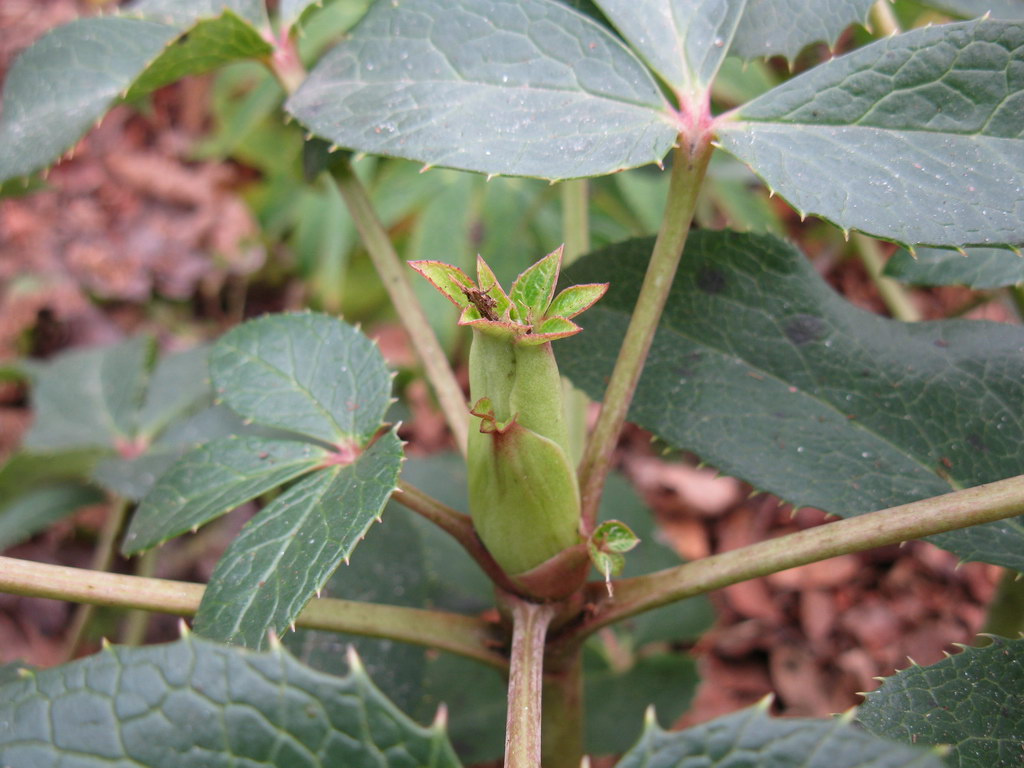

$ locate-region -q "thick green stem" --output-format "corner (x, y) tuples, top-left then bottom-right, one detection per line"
(64, 498), (130, 659)
(504, 597), (556, 768)
(0, 555), (506, 668)
(335, 159), (470, 455)
(577, 140), (712, 532)
(120, 548), (158, 645)
(541, 650), (584, 768)
(852, 233), (921, 322)
(554, 474), (1024, 650)
(393, 480), (523, 595)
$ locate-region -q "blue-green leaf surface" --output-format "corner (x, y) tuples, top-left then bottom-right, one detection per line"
(22, 336), (153, 451)
(0, 483), (104, 551)
(617, 703), (945, 768)
(126, 0), (269, 29)
(122, 436), (329, 553)
(210, 313), (393, 447)
(593, 0), (745, 97)
(717, 19), (1024, 249)
(560, 231), (1024, 570)
(858, 636), (1024, 768)
(0, 635), (461, 768)
(194, 429), (403, 648)
(731, 0), (875, 60)
(884, 247), (1024, 289)
(0, 11), (270, 183)
(287, 0), (678, 180)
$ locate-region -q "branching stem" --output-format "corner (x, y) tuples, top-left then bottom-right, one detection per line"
(0, 555), (506, 669)
(577, 139), (712, 532)
(554, 474), (1024, 652)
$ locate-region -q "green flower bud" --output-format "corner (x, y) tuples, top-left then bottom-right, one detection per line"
(410, 248), (607, 592)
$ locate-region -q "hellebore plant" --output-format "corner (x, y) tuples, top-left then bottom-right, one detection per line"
(1, 2), (1024, 768)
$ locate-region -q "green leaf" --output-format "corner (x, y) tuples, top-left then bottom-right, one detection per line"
(617, 703), (946, 768)
(136, 345), (212, 439)
(124, 11), (273, 101)
(210, 313), (393, 448)
(586, 652), (698, 756)
(858, 636), (1024, 768)
(594, 0), (744, 98)
(510, 246), (562, 321)
(194, 429), (403, 648)
(0, 483), (104, 551)
(126, 0), (269, 29)
(560, 231), (1024, 570)
(717, 19), (1024, 249)
(279, 0), (327, 30)
(884, 247), (1024, 290)
(0, 449), (105, 502)
(0, 635), (461, 768)
(123, 436), (329, 553)
(286, 0), (678, 180)
(286, 504), (433, 716)
(731, 0), (874, 61)
(23, 336), (154, 451)
(0, 12), (270, 183)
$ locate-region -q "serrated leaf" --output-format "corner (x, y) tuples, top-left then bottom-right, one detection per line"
(286, 0), (678, 180)
(510, 246), (562, 321)
(123, 436), (329, 553)
(884, 247), (1024, 289)
(0, 635), (461, 768)
(717, 19), (1024, 249)
(858, 636), (1024, 768)
(194, 429), (403, 648)
(286, 504), (433, 716)
(560, 231), (1024, 569)
(0, 12), (270, 183)
(23, 336), (153, 451)
(925, 0), (1024, 19)
(731, 0), (875, 60)
(210, 313), (392, 447)
(617, 704), (946, 768)
(547, 283), (609, 320)
(126, 0), (269, 29)
(594, 0), (745, 99)
(0, 483), (104, 551)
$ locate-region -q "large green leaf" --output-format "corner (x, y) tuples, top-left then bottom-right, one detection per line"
(884, 247), (1024, 290)
(592, 0), (745, 99)
(731, 0), (875, 60)
(135, 345), (211, 439)
(0, 12), (270, 183)
(616, 703), (945, 768)
(560, 231), (1024, 569)
(716, 19), (1024, 249)
(858, 636), (1024, 768)
(210, 313), (393, 448)
(0, 635), (461, 768)
(22, 336), (154, 451)
(286, 0), (678, 180)
(122, 436), (329, 553)
(194, 429), (403, 648)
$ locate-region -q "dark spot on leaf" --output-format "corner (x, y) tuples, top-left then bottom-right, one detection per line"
(966, 433), (987, 452)
(784, 314), (825, 346)
(696, 267), (726, 294)
(934, 338), (949, 348)
(676, 351), (703, 378)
